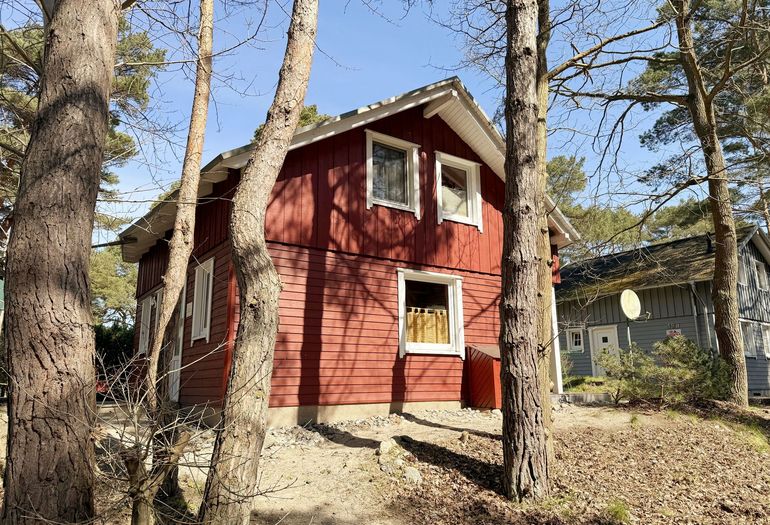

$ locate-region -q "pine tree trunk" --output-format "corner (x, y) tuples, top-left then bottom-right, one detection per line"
(196, 1), (318, 523)
(1, 0), (120, 522)
(674, 0), (748, 406)
(146, 0), (214, 414)
(535, 0), (554, 464)
(499, 0), (551, 502)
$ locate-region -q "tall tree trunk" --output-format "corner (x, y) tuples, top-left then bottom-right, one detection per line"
(674, 0), (748, 406)
(146, 0), (214, 413)
(1, 0), (120, 523)
(535, 0), (554, 464)
(139, 3), (214, 521)
(499, 0), (550, 502)
(196, 1), (318, 523)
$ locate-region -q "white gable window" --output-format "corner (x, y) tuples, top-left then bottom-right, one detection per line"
(738, 258), (748, 286)
(138, 295), (153, 355)
(755, 260), (769, 290)
(435, 151), (483, 231)
(741, 320), (757, 357)
(566, 329), (584, 353)
(365, 130), (420, 217)
(191, 257), (215, 343)
(397, 269), (464, 358)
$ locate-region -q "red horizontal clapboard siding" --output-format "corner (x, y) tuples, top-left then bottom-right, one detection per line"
(133, 103), (567, 409)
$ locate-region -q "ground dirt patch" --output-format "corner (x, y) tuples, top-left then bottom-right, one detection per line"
(242, 404), (770, 525)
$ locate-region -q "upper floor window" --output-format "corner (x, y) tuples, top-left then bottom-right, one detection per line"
(191, 257), (215, 343)
(435, 151), (483, 231)
(365, 130), (420, 218)
(754, 259), (769, 290)
(738, 258), (748, 286)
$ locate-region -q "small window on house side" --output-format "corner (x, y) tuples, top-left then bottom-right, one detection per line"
(397, 269), (464, 358)
(191, 257), (215, 343)
(366, 130), (420, 217)
(435, 151), (483, 231)
(738, 258), (748, 286)
(566, 329), (584, 353)
(138, 295), (153, 355)
(741, 320), (757, 357)
(762, 324), (770, 358)
(755, 260), (769, 290)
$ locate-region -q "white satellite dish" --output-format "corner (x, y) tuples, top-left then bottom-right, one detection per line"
(620, 289), (642, 319)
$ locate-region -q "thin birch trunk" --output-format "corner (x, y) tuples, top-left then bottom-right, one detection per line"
(499, 0), (551, 502)
(1, 0), (120, 522)
(196, 1), (318, 523)
(674, 0), (748, 406)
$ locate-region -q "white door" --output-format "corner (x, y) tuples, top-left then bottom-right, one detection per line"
(168, 285), (185, 402)
(591, 325), (619, 376)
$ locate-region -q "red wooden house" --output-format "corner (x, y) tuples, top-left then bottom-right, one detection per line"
(120, 78), (578, 425)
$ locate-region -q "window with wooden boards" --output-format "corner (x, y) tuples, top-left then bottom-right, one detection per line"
(191, 257), (214, 343)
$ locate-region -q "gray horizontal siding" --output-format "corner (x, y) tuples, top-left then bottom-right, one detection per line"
(558, 232), (770, 393)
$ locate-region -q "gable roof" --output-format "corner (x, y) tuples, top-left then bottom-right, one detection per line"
(119, 77), (579, 263)
(556, 225), (770, 302)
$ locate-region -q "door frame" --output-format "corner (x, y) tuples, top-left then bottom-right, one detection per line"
(588, 324), (619, 376)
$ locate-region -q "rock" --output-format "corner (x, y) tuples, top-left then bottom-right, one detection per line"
(380, 463), (395, 475)
(394, 458), (405, 467)
(403, 466), (422, 484)
(377, 438), (398, 456)
(491, 409), (502, 416)
(459, 431), (470, 443)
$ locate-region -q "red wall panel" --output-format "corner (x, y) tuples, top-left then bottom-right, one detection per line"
(134, 104), (565, 409)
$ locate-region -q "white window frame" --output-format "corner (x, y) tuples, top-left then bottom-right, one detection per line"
(191, 257), (215, 343)
(741, 320), (757, 358)
(365, 129), (421, 218)
(138, 295), (153, 355)
(566, 328), (584, 353)
(762, 323), (770, 359)
(435, 151), (483, 231)
(754, 259), (769, 290)
(738, 257), (748, 286)
(397, 269), (464, 359)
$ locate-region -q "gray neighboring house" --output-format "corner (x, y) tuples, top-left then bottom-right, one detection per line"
(556, 224), (770, 396)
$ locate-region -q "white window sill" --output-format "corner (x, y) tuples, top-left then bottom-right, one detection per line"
(404, 343), (462, 357)
(441, 213), (481, 230)
(371, 199), (418, 216)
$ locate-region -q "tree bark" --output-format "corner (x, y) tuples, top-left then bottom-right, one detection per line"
(535, 0), (554, 464)
(674, 0), (748, 406)
(196, 1), (318, 523)
(499, 0), (550, 502)
(146, 0), (214, 414)
(1, 0), (120, 523)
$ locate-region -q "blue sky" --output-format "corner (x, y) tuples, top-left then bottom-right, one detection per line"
(103, 0), (675, 241)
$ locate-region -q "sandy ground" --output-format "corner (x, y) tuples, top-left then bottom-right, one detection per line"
(2, 402), (769, 524)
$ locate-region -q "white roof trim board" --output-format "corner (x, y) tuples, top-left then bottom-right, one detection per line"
(120, 77), (580, 262)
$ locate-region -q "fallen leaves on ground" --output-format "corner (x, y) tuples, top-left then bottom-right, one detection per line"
(388, 405), (770, 524)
